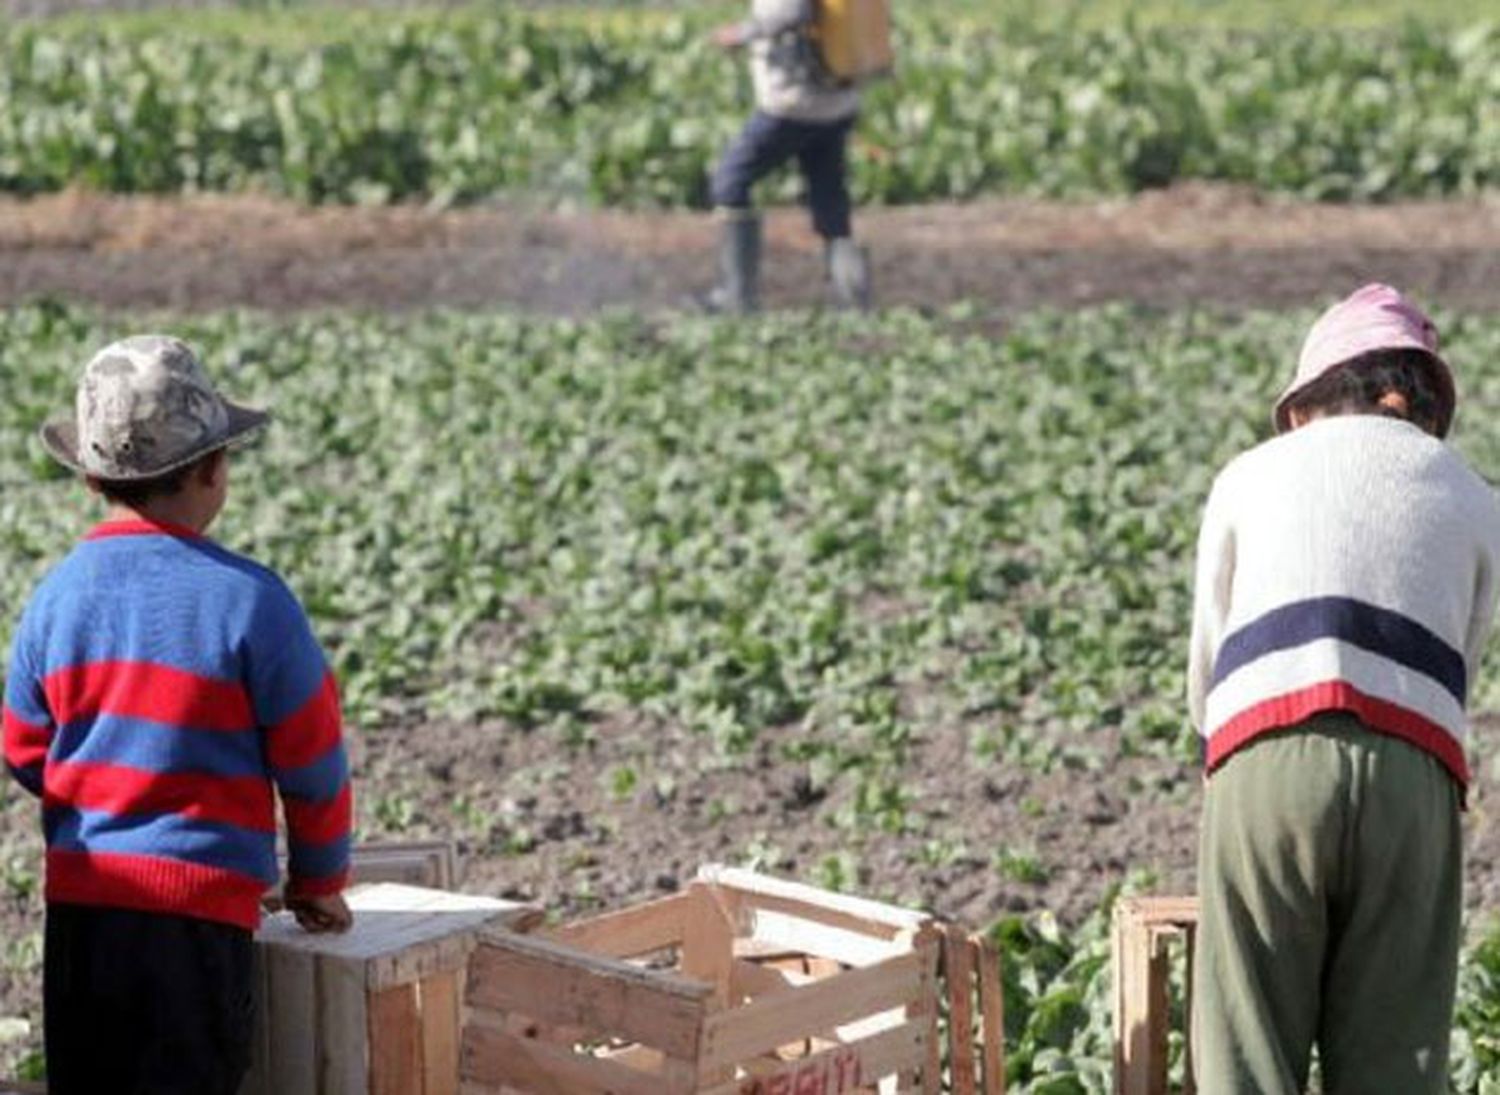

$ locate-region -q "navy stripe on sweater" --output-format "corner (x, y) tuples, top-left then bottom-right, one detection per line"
(53, 715), (265, 779)
(1211, 595), (1467, 703)
(44, 806), (277, 883)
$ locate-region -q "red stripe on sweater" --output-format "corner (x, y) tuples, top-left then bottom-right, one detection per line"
(46, 848), (264, 930)
(43, 661), (253, 732)
(44, 761), (275, 834)
(1206, 680), (1470, 787)
(282, 782), (352, 847)
(285, 868), (351, 900)
(3, 705), (50, 769)
(265, 672), (342, 771)
(84, 519), (204, 542)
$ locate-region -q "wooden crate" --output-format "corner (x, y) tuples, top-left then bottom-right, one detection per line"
(267, 841), (460, 913)
(346, 840), (459, 891)
(241, 882), (539, 1095)
(461, 865), (945, 1094)
(1111, 896), (1199, 1095)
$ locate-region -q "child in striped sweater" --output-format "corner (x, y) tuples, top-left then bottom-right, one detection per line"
(1188, 284), (1500, 1093)
(3, 336), (353, 1094)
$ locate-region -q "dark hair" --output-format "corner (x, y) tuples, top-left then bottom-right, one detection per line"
(93, 450), (220, 508)
(1285, 348), (1447, 435)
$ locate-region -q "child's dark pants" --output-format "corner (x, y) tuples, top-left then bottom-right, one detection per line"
(710, 110), (856, 239)
(45, 903), (254, 1095)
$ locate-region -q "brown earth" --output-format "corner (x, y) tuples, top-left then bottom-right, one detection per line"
(0, 184), (1497, 315)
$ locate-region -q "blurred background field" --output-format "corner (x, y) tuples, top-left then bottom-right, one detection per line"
(8, 0), (1500, 29)
(0, 3), (1495, 204)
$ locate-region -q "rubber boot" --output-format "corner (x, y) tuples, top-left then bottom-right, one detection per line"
(825, 237), (873, 312)
(700, 209), (762, 315)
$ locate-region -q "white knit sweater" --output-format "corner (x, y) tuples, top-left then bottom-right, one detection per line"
(1188, 415), (1500, 787)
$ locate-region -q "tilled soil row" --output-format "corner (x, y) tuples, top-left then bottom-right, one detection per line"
(2, 186), (1497, 315)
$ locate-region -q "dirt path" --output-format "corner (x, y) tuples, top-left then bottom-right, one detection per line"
(3, 185), (1498, 314)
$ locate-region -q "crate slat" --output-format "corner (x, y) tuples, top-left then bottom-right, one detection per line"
(681, 883), (737, 1010)
(974, 935), (1006, 1095)
(468, 931), (711, 1060)
(698, 1018), (926, 1095)
(917, 931), (943, 1095)
(463, 1019), (693, 1095)
(544, 891), (694, 959)
(369, 983), (421, 1095)
(349, 841), (458, 891)
(701, 951), (925, 1070)
(700, 865), (924, 939)
(943, 927), (977, 1095)
(319, 954), (370, 1093)
(748, 907), (910, 968)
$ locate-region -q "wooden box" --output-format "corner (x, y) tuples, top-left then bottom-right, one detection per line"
(1112, 896), (1199, 1095)
(266, 841), (459, 914)
(240, 882), (539, 1095)
(460, 865), (944, 1094)
(344, 840), (458, 891)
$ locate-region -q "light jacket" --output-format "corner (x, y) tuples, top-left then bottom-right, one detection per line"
(741, 0), (861, 123)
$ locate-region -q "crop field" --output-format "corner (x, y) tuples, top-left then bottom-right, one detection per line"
(2, 0), (1500, 1089)
(3, 304), (1500, 1086)
(0, 8), (1496, 205)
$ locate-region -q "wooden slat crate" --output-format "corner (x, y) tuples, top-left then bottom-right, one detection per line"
(461, 865), (945, 1094)
(266, 841), (460, 913)
(1111, 896), (1199, 1095)
(241, 882), (539, 1095)
(346, 840), (459, 891)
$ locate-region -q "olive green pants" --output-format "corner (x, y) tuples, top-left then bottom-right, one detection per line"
(1193, 713), (1462, 1095)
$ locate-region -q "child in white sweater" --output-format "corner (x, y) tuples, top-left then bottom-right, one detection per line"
(1188, 283), (1500, 1093)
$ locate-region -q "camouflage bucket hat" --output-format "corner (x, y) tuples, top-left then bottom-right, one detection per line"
(40, 335), (269, 481)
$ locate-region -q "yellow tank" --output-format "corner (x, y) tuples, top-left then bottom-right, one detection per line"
(812, 0), (894, 85)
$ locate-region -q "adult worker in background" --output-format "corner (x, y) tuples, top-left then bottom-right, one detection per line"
(703, 0), (872, 313)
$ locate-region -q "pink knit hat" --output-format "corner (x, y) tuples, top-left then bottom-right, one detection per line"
(1274, 283), (1455, 437)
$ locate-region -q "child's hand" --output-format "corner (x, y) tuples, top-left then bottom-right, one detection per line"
(286, 893), (354, 934)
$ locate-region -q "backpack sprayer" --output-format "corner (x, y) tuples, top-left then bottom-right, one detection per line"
(809, 0), (895, 86)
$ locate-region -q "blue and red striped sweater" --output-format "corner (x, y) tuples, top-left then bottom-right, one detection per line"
(3, 518), (351, 930)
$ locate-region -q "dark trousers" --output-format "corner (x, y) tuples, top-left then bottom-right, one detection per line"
(1194, 715), (1461, 1093)
(710, 110), (856, 240)
(45, 903), (255, 1095)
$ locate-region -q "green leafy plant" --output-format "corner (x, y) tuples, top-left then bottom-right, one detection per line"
(0, 12), (1494, 205)
(2, 303), (1500, 1085)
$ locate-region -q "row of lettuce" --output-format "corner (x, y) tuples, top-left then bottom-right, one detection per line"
(0, 12), (1495, 205)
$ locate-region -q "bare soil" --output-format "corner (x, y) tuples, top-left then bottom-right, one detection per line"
(0, 185), (1497, 315)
